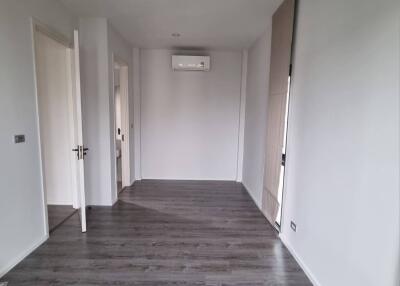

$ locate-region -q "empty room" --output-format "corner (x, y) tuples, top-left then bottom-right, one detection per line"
(0, 0), (399, 285)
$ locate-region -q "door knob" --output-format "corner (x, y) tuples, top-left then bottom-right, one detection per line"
(82, 147), (89, 158)
(72, 147), (80, 159)
(73, 146), (89, 160)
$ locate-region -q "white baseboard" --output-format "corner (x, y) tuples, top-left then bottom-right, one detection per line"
(279, 234), (321, 286)
(0, 234), (48, 278)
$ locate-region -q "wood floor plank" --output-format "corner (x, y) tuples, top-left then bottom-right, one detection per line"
(2, 180), (311, 285)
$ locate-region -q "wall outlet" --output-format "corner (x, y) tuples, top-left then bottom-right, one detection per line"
(14, 134), (25, 143)
(290, 221), (297, 232)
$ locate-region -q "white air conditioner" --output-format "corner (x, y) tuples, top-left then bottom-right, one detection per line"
(172, 55), (210, 71)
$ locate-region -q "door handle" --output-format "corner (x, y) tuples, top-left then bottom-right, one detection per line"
(72, 147), (80, 159)
(73, 146), (89, 160)
(82, 147), (89, 158)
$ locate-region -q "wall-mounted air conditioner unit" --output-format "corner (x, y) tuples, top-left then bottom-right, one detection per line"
(172, 55), (210, 71)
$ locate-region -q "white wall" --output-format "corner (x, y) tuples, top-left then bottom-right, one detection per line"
(133, 48), (141, 181)
(0, 0), (76, 276)
(281, 1), (400, 285)
(79, 18), (112, 206)
(242, 29), (272, 208)
(140, 49), (242, 180)
(114, 67), (122, 142)
(107, 23), (134, 202)
(235, 50), (248, 182)
(79, 19), (134, 205)
(115, 85), (122, 140)
(35, 31), (74, 206)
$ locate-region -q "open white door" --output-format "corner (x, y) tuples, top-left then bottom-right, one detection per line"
(72, 29), (87, 232)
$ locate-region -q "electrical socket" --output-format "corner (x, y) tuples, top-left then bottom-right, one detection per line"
(14, 134), (25, 143)
(290, 221), (297, 232)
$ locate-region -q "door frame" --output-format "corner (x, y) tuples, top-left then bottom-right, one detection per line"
(112, 53), (131, 198)
(31, 18), (79, 236)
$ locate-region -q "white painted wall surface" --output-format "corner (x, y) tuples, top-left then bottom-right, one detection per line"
(114, 68), (122, 141)
(107, 23), (134, 203)
(281, 1), (400, 285)
(0, 0), (76, 276)
(133, 48), (141, 181)
(242, 29), (272, 208)
(235, 50), (248, 182)
(35, 31), (74, 206)
(79, 19), (134, 205)
(140, 49), (242, 180)
(79, 18), (112, 206)
(115, 85), (122, 140)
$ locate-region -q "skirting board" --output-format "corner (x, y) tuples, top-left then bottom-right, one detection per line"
(0, 234), (48, 278)
(279, 234), (321, 286)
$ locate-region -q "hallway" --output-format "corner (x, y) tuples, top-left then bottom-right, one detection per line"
(3, 180), (310, 285)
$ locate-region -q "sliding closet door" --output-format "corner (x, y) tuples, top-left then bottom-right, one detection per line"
(262, 0), (295, 225)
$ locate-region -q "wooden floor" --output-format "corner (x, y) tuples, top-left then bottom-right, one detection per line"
(47, 205), (77, 233)
(3, 180), (311, 285)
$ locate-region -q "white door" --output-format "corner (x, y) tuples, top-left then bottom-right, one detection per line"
(72, 30), (87, 232)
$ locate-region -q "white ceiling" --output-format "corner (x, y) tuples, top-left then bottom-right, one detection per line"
(59, 0), (282, 50)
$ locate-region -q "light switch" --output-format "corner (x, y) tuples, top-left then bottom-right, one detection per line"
(14, 135), (25, 143)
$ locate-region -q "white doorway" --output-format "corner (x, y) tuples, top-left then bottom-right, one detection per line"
(32, 21), (87, 233)
(113, 56), (130, 195)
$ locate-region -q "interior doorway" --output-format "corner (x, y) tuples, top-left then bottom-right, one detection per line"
(33, 22), (87, 233)
(34, 27), (77, 232)
(113, 57), (130, 195)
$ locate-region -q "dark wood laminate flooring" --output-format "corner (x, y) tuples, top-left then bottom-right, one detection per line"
(47, 205), (77, 233)
(3, 180), (311, 285)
